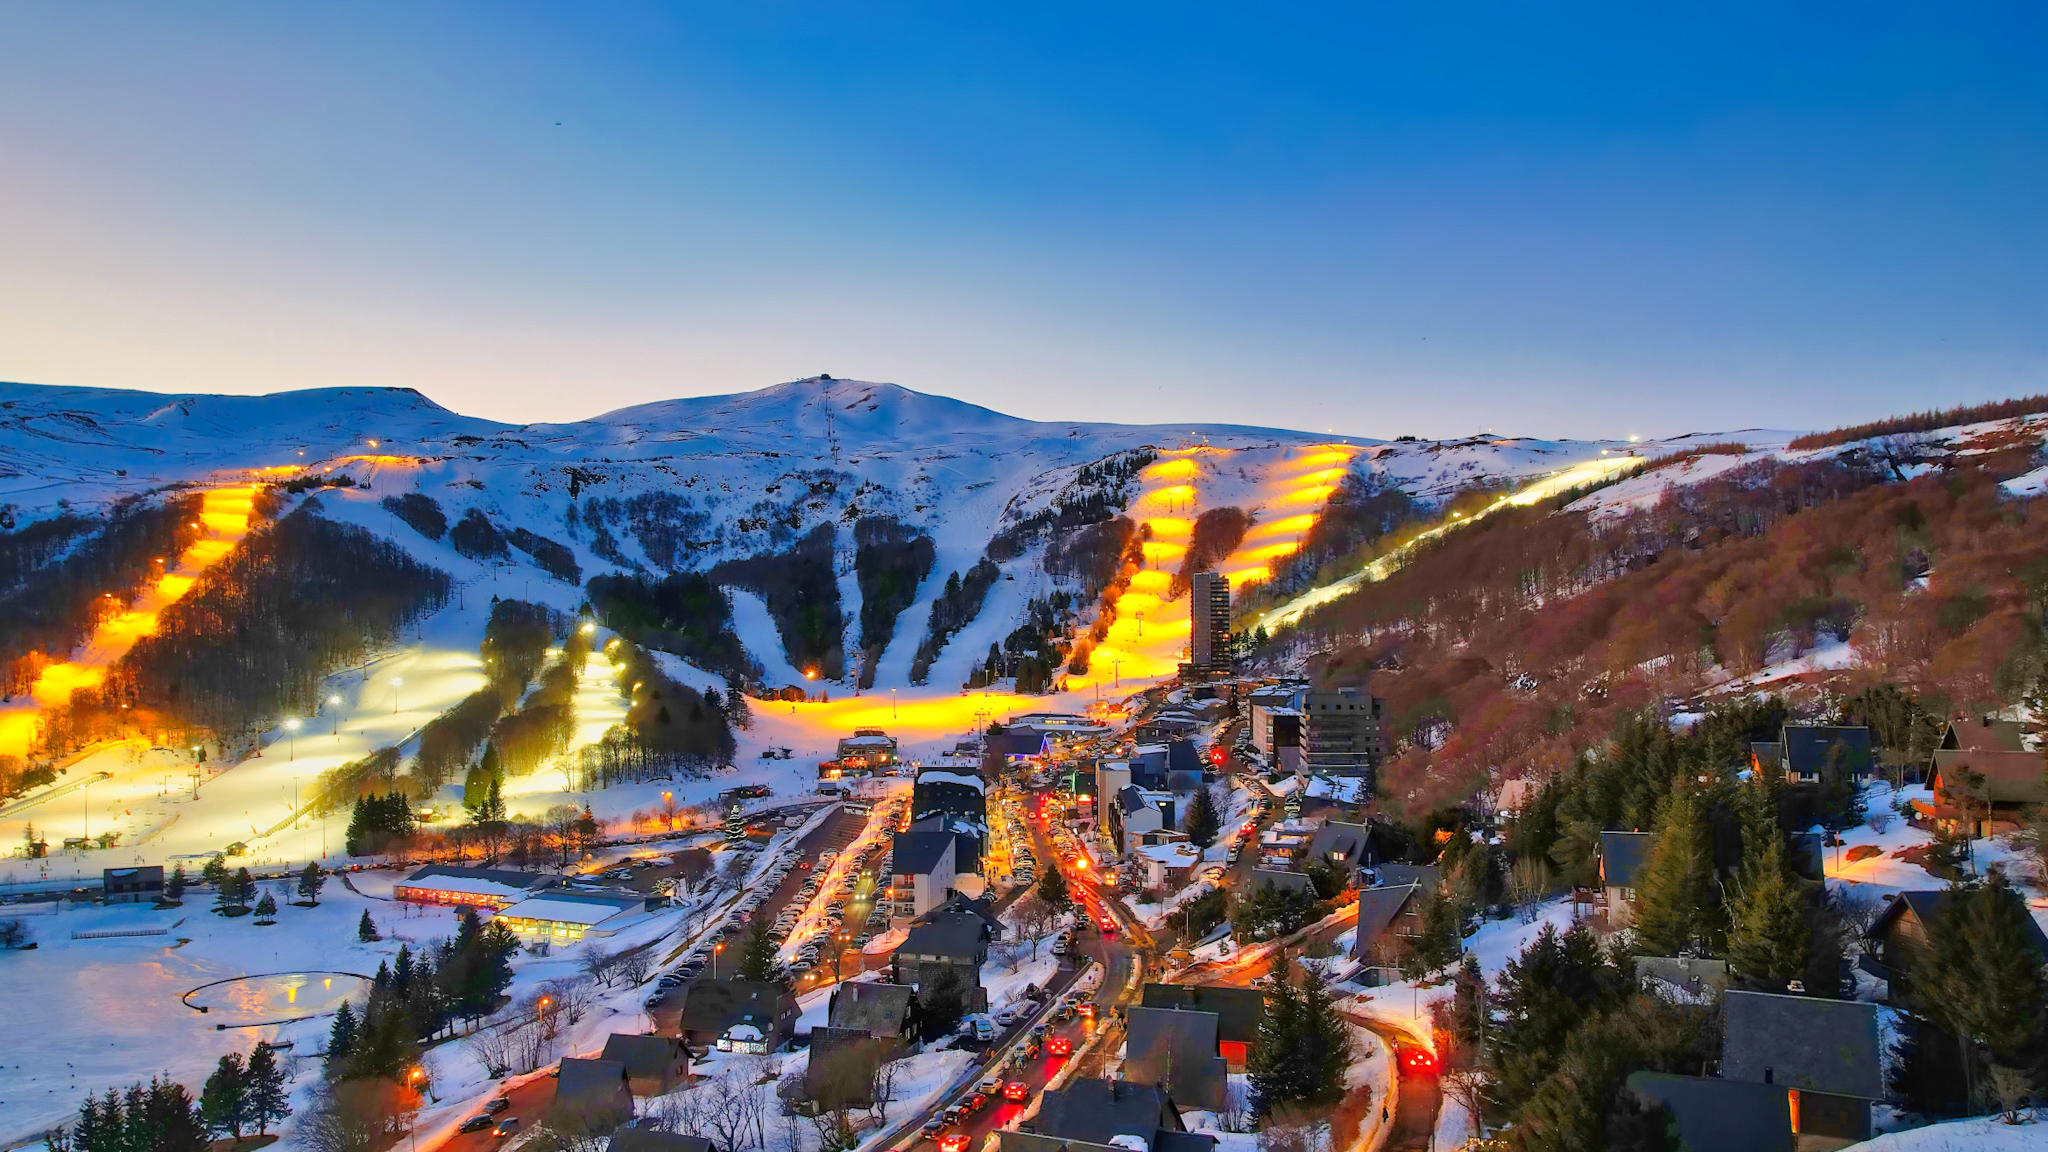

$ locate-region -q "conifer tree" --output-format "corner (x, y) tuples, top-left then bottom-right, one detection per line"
(357, 909), (380, 942)
(297, 861), (326, 905)
(1919, 867), (2048, 1095)
(736, 920), (786, 986)
(1631, 788), (1721, 957)
(1037, 861), (1069, 910)
(201, 855), (228, 889)
(243, 1043), (291, 1135)
(162, 864), (186, 904)
(253, 890), (277, 924)
(198, 1052), (248, 1139)
(1183, 784), (1221, 847)
(1725, 839), (1809, 990)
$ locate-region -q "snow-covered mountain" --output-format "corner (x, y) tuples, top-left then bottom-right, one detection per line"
(0, 374), (1674, 691)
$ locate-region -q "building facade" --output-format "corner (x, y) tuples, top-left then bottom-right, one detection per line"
(1189, 570), (1232, 675)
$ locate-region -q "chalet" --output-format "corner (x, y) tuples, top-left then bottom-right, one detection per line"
(983, 731), (1052, 765)
(1109, 786), (1175, 856)
(1624, 1073), (1793, 1152)
(598, 1033), (690, 1096)
(1769, 725), (1875, 785)
(677, 979), (799, 1054)
(102, 865), (164, 905)
(1137, 984), (1266, 1071)
(552, 1058), (633, 1131)
(1305, 820), (1374, 877)
(1004, 1080), (1215, 1152)
(393, 864), (557, 909)
(1863, 888), (2048, 996)
(1351, 883), (1424, 967)
(1719, 990), (1883, 1145)
(1124, 1007), (1228, 1111)
(1598, 831), (1653, 927)
(890, 828), (959, 918)
(893, 895), (999, 1010)
(826, 981), (919, 1047)
(1134, 841), (1203, 890)
(1915, 716), (2048, 837)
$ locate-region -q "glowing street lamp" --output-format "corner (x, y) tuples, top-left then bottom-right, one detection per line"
(283, 717), (302, 761)
(327, 694), (343, 736)
(390, 677), (403, 714)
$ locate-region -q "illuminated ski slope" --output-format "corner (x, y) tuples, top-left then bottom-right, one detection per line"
(0, 483), (261, 757)
(1246, 453), (1641, 634)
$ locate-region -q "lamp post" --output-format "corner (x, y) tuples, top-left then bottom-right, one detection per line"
(391, 677), (403, 715)
(892, 688), (898, 719)
(284, 717), (301, 761)
(713, 941), (725, 980)
(327, 694), (342, 737)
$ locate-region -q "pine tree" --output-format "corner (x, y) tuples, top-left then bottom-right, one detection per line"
(253, 890), (277, 924)
(1037, 862), (1069, 910)
(325, 1002), (359, 1072)
(1293, 961), (1355, 1105)
(723, 802), (746, 843)
(233, 868), (256, 909)
(1631, 788), (1721, 957)
(198, 1052), (248, 1139)
(201, 855), (228, 889)
(736, 920), (786, 986)
(1183, 785), (1221, 847)
(162, 864), (186, 905)
(213, 876), (239, 917)
(1919, 867), (2048, 1093)
(142, 1076), (206, 1152)
(297, 861), (326, 905)
(244, 1044), (291, 1135)
(1248, 964), (1305, 1116)
(1725, 839), (1809, 990)
(357, 909), (380, 942)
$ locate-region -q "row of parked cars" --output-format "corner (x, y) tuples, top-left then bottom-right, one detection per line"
(769, 799), (906, 975)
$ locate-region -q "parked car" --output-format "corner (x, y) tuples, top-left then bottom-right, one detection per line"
(484, 1099), (510, 1115)
(459, 1115), (495, 1133)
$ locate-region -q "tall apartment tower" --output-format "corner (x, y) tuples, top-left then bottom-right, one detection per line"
(1189, 570), (1233, 675)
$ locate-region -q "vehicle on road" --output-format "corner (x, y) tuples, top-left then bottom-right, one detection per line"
(921, 1117), (947, 1139)
(491, 1118), (520, 1138)
(939, 1136), (971, 1152)
(978, 1076), (1003, 1095)
(1048, 1035), (1072, 1056)
(1003, 1081), (1029, 1101)
(459, 1116), (495, 1133)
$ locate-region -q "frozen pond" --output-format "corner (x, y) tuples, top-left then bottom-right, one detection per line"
(184, 970), (367, 1024)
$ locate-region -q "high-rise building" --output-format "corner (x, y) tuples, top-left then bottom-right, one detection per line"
(1189, 570), (1232, 675)
(1304, 686), (1386, 780)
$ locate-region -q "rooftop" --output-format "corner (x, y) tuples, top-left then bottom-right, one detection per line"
(1720, 990), (1884, 1099)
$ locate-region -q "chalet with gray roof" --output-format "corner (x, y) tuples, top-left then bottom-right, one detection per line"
(1719, 990), (1883, 1144)
(553, 1058), (632, 1130)
(1124, 1006), (1227, 1110)
(827, 981), (919, 1045)
(1598, 830), (1653, 927)
(1138, 983), (1266, 1069)
(677, 979), (799, 1053)
(598, 1033), (689, 1096)
(1624, 1073), (1793, 1152)
(891, 828), (959, 917)
(893, 895), (998, 1010)
(1006, 1080), (1213, 1152)
(1916, 716), (2048, 837)
(1351, 883), (1424, 966)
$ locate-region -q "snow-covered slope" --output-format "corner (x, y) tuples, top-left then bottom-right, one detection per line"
(0, 374), (1714, 691)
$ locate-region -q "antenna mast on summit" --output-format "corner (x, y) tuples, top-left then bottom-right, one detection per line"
(826, 407), (839, 465)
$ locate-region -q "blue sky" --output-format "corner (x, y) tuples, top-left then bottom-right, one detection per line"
(1, 3), (2043, 438)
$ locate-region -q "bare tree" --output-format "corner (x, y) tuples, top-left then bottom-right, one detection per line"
(545, 803), (583, 867)
(581, 946), (623, 988)
(1012, 893), (1056, 957)
(616, 949), (654, 987)
(869, 1055), (905, 1125)
(1987, 1064), (2035, 1125)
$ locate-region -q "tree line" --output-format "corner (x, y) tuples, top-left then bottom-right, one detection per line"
(852, 516), (935, 689)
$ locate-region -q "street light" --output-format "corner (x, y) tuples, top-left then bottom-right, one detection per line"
(327, 694), (342, 736)
(390, 677), (403, 714)
(713, 941), (725, 980)
(284, 718), (302, 761)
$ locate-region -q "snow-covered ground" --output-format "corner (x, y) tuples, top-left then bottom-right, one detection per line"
(1845, 1115), (2048, 1150)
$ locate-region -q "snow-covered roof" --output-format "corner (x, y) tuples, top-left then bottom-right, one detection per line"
(915, 769), (985, 792)
(1134, 842), (1202, 866)
(397, 866), (555, 900)
(498, 894), (644, 926)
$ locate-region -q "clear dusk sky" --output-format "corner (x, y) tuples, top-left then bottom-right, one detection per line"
(2, 4), (2044, 440)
